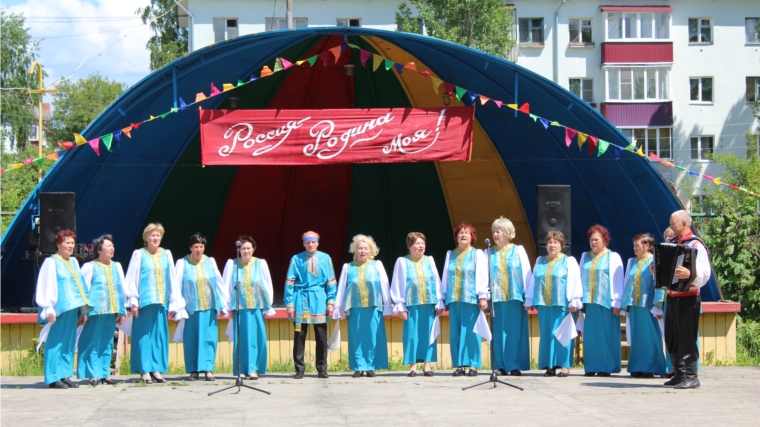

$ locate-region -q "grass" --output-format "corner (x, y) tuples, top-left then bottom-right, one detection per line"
(1, 343), (44, 376)
(736, 316), (760, 366)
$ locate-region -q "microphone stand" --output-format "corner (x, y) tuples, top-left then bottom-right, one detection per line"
(463, 239), (524, 392)
(209, 242), (270, 397)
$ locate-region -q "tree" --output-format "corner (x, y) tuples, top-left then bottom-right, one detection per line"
(137, 0), (189, 71)
(47, 73), (127, 145)
(1, 11), (40, 148)
(395, 0), (515, 58)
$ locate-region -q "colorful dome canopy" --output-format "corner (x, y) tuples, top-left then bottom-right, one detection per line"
(1, 28), (720, 305)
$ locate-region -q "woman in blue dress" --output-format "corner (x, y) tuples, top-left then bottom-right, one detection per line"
(222, 235), (275, 380)
(124, 223), (187, 384)
(35, 229), (93, 389)
(579, 224), (625, 377)
(79, 234), (127, 386)
(441, 223), (488, 377)
(334, 234), (393, 378)
(488, 217), (532, 376)
(175, 233), (228, 381)
(621, 233), (666, 378)
(524, 231), (582, 377)
(390, 232), (443, 377)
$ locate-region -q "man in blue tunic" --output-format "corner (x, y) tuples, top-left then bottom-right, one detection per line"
(285, 231), (337, 379)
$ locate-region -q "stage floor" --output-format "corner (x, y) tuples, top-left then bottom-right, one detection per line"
(2, 366), (759, 426)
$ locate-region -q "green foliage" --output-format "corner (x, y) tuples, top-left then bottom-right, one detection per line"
(1, 144), (56, 236)
(1, 11), (41, 148)
(136, 0), (189, 72)
(119, 353), (131, 375)
(396, 0), (515, 58)
(736, 316), (760, 366)
(47, 73), (127, 144)
(1, 342), (45, 376)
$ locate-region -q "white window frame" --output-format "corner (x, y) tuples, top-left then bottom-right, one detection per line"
(213, 17), (239, 42)
(568, 18), (593, 45)
(518, 17), (545, 45)
(604, 11), (670, 42)
(265, 17), (308, 31)
(337, 18), (362, 27)
(690, 135), (714, 161)
(747, 18), (760, 43)
(619, 127), (673, 160)
(569, 78), (593, 103)
(688, 18), (713, 44)
(689, 77), (714, 104)
(604, 66), (670, 102)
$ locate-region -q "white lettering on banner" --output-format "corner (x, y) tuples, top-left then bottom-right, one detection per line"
(382, 109), (445, 155)
(304, 112), (394, 159)
(217, 117), (311, 157)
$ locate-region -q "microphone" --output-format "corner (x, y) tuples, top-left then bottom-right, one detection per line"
(484, 238), (491, 247)
(235, 240), (241, 247)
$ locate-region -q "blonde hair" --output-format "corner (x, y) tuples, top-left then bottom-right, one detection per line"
(142, 223), (165, 244)
(663, 227), (675, 240)
(348, 234), (379, 260)
(491, 216), (516, 240)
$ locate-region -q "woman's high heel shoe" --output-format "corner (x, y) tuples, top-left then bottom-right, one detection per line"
(101, 378), (118, 385)
(150, 373), (166, 384)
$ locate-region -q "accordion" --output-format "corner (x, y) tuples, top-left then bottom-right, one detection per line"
(654, 243), (698, 292)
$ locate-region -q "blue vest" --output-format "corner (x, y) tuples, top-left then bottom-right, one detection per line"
(49, 255), (92, 318)
(401, 256), (439, 306)
(137, 248), (172, 309)
(229, 258), (271, 311)
(445, 248), (479, 305)
(532, 255), (570, 307)
(343, 261), (385, 313)
(182, 255), (224, 316)
(489, 245), (525, 302)
(622, 256), (656, 309)
(581, 250), (613, 309)
(87, 261), (126, 316)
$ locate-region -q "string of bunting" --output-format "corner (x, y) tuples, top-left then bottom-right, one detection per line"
(2, 42), (756, 199)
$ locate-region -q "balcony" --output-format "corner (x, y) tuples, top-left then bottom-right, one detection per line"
(601, 42), (673, 64)
(601, 102), (673, 127)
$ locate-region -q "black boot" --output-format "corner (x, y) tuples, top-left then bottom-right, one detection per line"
(664, 354), (685, 386)
(675, 357), (700, 389)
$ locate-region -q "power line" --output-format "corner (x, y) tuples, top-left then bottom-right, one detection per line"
(31, 24), (146, 40)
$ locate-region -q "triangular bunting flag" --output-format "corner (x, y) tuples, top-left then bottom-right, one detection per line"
(372, 55), (383, 72)
(57, 141), (75, 150)
(296, 60), (306, 66)
(704, 174), (714, 181)
(74, 133), (87, 146)
(565, 128), (578, 147)
(56, 150), (66, 159)
(33, 158), (45, 168)
(661, 161), (675, 167)
(518, 103), (530, 114)
(577, 132), (588, 150)
(455, 86), (467, 101)
(494, 100), (503, 108)
(170, 107), (178, 113)
(45, 152), (59, 161)
(713, 177), (723, 185)
(23, 157), (33, 165)
(330, 46), (342, 63)
(636, 146), (645, 157)
(222, 83), (235, 92)
(625, 143), (636, 152)
(539, 118), (550, 129)
(249, 75), (259, 82)
(274, 58), (284, 73)
(648, 152), (662, 162)
(122, 126), (133, 138)
(360, 50), (371, 67)
(467, 91), (477, 104)
(237, 79), (245, 87)
(419, 70), (430, 77)
(306, 55), (318, 66)
(587, 135), (599, 156)
(101, 134), (114, 152)
(131, 122), (142, 130)
(113, 130), (122, 149)
(146, 115), (158, 122)
(195, 92), (207, 102)
(431, 77), (443, 93)
(179, 97), (189, 110)
(529, 114), (539, 122)
(675, 166), (687, 171)
(728, 184), (740, 190)
(394, 63), (404, 74)
(260, 66), (273, 78)
(210, 83), (222, 96)
(444, 82), (455, 95)
(88, 138), (101, 157)
(550, 121), (561, 126)
(479, 95), (490, 105)
(598, 139), (610, 157)
(159, 112), (170, 119)
(506, 104), (518, 110)
(281, 58), (293, 69)
(404, 62), (417, 71)
(384, 59), (395, 71)
(11, 164), (24, 169)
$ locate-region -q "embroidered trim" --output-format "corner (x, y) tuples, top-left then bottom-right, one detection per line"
(353, 261), (369, 307)
(186, 255), (209, 311)
(544, 254), (564, 305)
(408, 256), (428, 305)
(145, 249), (166, 305)
(95, 261), (117, 313)
(307, 253), (318, 277)
(54, 255), (90, 306)
(239, 257), (256, 310)
(633, 255), (652, 306)
(497, 245), (514, 301)
(453, 247), (474, 302)
(587, 249), (608, 303)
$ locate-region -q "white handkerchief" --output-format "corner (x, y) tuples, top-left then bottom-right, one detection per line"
(36, 322), (52, 352)
(658, 318), (665, 338)
(225, 316), (234, 343)
(327, 320), (341, 353)
(625, 316), (631, 346)
(473, 311), (492, 342)
(575, 311), (585, 333)
(172, 319), (185, 343)
(554, 313), (578, 348)
(116, 315), (133, 337)
(430, 316), (441, 346)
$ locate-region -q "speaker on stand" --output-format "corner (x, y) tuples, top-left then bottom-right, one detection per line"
(39, 192), (76, 254)
(536, 185), (571, 256)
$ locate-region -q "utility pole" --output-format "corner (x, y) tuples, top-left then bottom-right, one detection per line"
(27, 62), (58, 182)
(287, 0), (293, 29)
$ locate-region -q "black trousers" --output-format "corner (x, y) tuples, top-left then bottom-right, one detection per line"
(665, 294), (701, 372)
(293, 323), (328, 373)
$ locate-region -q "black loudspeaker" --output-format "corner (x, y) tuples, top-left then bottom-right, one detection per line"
(536, 185), (571, 255)
(39, 192), (76, 253)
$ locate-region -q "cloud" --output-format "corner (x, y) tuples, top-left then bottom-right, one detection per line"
(6, 0), (154, 88)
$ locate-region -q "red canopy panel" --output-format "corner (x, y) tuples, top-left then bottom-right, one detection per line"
(600, 6), (674, 12)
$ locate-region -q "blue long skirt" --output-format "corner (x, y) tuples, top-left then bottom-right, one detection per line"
(492, 300), (530, 372)
(537, 306), (574, 369)
(183, 310), (218, 373)
(402, 304), (437, 364)
(44, 308), (79, 384)
(347, 307), (388, 371)
(627, 306), (667, 374)
(233, 308), (267, 375)
(77, 313), (116, 379)
(130, 304), (169, 374)
(448, 302), (482, 368)
(583, 303), (621, 374)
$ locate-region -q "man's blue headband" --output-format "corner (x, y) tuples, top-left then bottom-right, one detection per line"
(303, 236), (319, 243)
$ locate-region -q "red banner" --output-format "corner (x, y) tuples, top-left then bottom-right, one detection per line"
(199, 107), (473, 165)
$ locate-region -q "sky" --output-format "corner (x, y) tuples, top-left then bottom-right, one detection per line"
(3, 0), (154, 91)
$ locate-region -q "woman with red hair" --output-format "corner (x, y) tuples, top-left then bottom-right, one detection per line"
(441, 223), (489, 377)
(579, 225), (625, 376)
(35, 229), (93, 389)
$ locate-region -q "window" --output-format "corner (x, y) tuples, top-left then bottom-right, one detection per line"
(689, 18), (712, 43)
(620, 128), (672, 159)
(748, 77), (760, 103)
(691, 195), (715, 215)
(691, 136), (714, 160)
(213, 18), (239, 42)
(748, 18), (760, 43)
(569, 18), (592, 44)
(337, 18), (361, 27)
(690, 77), (713, 103)
(606, 12), (669, 40)
(606, 67), (669, 101)
(265, 17), (308, 31)
(519, 18), (544, 44)
(569, 78), (593, 102)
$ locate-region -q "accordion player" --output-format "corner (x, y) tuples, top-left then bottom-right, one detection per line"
(653, 243), (698, 292)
